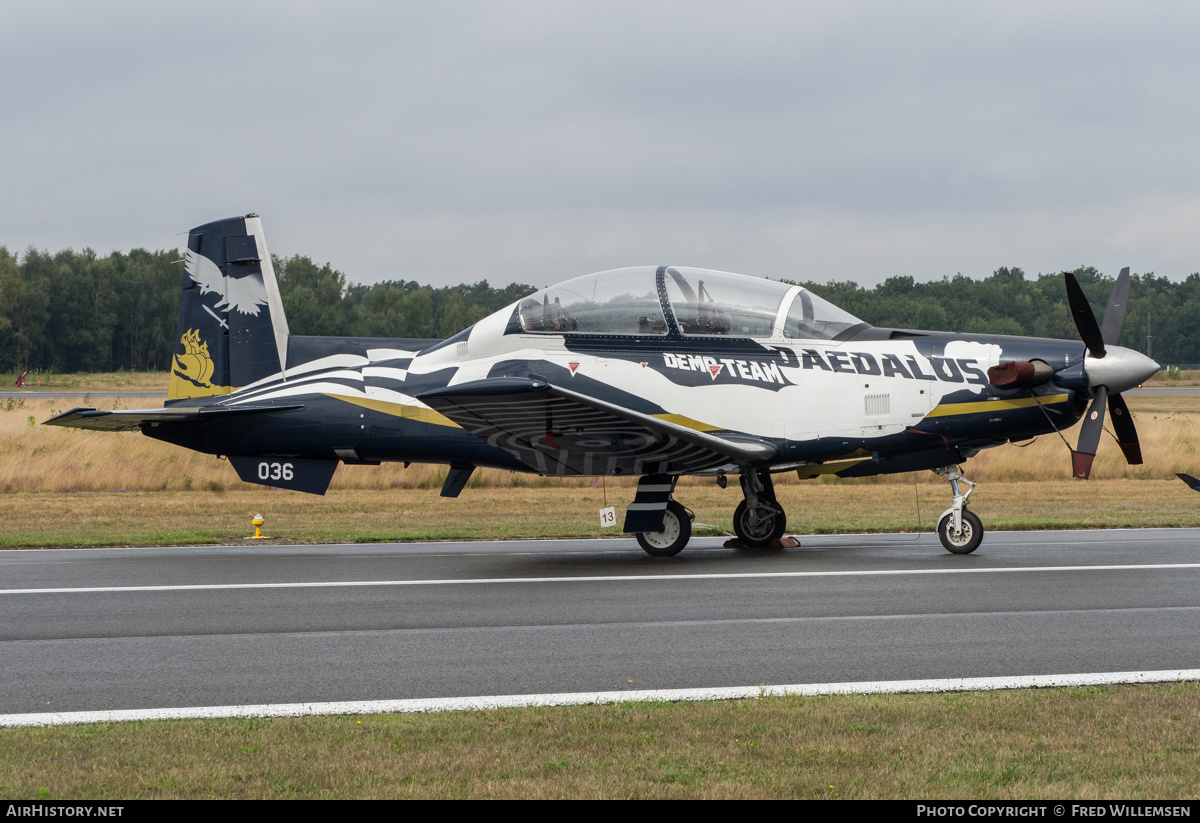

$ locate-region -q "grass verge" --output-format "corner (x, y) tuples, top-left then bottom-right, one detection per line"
(3, 684), (1198, 799)
(2, 479), (1200, 548)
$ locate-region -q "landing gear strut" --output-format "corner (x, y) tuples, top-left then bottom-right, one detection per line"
(733, 470), (787, 547)
(934, 465), (983, 554)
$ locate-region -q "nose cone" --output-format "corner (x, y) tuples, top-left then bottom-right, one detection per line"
(1085, 345), (1160, 394)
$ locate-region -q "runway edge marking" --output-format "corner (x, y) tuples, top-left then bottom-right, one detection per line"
(3, 670), (1198, 727)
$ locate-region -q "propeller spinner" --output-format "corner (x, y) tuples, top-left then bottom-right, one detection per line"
(1064, 267), (1159, 478)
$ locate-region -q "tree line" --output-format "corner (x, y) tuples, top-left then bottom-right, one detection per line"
(801, 266), (1198, 364)
(0, 247), (536, 373)
(1, 244), (1197, 374)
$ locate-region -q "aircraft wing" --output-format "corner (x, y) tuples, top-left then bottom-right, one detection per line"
(43, 404), (306, 432)
(419, 378), (778, 476)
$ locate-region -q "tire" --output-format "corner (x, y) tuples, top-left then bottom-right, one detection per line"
(636, 500), (692, 556)
(733, 499), (787, 547)
(937, 508), (984, 554)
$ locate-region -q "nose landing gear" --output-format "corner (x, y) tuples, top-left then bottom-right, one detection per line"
(934, 465), (983, 554)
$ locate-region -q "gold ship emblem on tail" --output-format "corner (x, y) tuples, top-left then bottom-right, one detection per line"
(169, 328), (228, 398)
(175, 328), (215, 387)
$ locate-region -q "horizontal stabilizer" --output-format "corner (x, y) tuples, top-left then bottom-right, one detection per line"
(418, 377), (777, 477)
(43, 403), (305, 432)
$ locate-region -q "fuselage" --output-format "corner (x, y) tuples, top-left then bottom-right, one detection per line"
(147, 265), (1112, 478)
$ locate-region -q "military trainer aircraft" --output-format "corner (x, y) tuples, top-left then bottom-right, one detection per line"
(46, 215), (1160, 556)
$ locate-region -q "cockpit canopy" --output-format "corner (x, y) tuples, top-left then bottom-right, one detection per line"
(516, 266), (864, 340)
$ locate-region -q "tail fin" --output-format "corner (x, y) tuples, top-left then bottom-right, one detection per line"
(169, 214), (291, 400)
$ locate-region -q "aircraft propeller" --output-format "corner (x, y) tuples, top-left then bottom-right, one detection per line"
(1063, 267), (1153, 479)
(987, 267), (1157, 479)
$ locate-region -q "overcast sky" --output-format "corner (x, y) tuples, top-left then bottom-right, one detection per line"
(3, 1), (1199, 289)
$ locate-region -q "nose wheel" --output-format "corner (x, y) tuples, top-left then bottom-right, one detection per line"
(937, 508), (983, 554)
(934, 465), (983, 554)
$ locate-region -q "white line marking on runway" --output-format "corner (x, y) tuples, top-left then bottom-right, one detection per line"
(1, 526), (1196, 556)
(2, 669), (1196, 727)
(3, 562), (1200, 595)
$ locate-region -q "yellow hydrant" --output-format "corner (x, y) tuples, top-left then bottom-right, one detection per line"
(251, 513), (265, 539)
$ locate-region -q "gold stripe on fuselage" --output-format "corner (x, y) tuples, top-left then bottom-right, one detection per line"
(926, 393), (1070, 418)
(324, 394), (463, 428)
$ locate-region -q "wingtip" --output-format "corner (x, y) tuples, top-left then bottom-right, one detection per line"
(41, 407), (98, 427)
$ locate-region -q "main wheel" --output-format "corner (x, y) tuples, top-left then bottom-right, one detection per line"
(937, 508), (983, 554)
(732, 499), (786, 547)
(636, 500), (692, 556)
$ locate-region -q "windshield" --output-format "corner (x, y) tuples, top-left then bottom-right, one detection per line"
(662, 267), (791, 338)
(782, 288), (865, 340)
(517, 267), (666, 336)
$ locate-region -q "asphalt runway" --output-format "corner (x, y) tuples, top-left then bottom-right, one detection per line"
(2, 529), (1199, 716)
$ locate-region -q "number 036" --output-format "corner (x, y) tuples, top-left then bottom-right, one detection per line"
(257, 462), (294, 481)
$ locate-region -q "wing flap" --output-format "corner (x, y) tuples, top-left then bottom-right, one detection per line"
(419, 378), (777, 476)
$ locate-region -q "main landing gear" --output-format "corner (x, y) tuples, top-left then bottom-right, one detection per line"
(629, 475), (694, 557)
(632, 470), (787, 556)
(635, 499), (692, 556)
(732, 470), (786, 547)
(934, 465), (983, 554)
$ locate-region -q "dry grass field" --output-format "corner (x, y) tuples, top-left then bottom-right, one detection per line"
(3, 371), (169, 392)
(2, 389), (1199, 546)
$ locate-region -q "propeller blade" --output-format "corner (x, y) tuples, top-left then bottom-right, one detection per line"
(1107, 393), (1142, 465)
(1064, 271), (1106, 359)
(1072, 385), (1108, 479)
(1100, 267), (1131, 347)
(1178, 473), (1200, 492)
